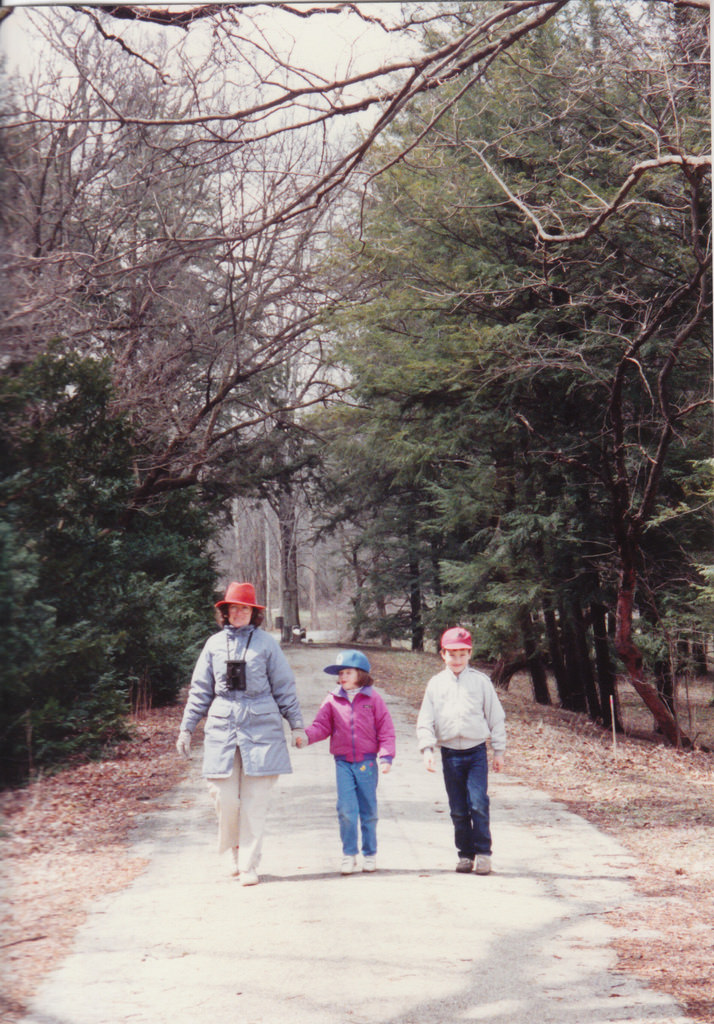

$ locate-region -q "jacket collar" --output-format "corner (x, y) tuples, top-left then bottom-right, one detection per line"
(225, 624), (254, 637)
(335, 684), (373, 698)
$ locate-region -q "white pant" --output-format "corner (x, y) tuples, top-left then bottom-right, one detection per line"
(206, 747), (277, 872)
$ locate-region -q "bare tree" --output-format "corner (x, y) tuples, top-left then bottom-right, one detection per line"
(2, 14), (342, 509)
(4, 1), (705, 501)
(2, 0), (708, 641)
(3, 3), (573, 269)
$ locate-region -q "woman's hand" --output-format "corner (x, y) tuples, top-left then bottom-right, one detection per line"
(292, 730), (307, 748)
(176, 731), (192, 758)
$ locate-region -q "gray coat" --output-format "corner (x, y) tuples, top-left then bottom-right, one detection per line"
(180, 625), (304, 778)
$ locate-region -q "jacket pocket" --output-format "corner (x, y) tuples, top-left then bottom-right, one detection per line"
(206, 704), (232, 729)
(248, 696), (279, 718)
(202, 704), (238, 778)
(246, 699), (284, 745)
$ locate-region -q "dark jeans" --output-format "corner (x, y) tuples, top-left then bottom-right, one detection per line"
(441, 743), (492, 859)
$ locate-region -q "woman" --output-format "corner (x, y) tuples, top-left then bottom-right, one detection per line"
(176, 582), (305, 886)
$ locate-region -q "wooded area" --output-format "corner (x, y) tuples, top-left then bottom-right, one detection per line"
(1, 0), (711, 784)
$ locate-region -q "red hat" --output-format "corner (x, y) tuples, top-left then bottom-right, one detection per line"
(441, 627), (472, 650)
(215, 582), (266, 610)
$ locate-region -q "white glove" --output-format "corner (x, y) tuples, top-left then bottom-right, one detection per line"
(176, 730), (192, 758)
(291, 729), (307, 748)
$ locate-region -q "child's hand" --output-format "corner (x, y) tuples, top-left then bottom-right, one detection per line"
(380, 762), (391, 774)
(292, 730), (307, 748)
(422, 749), (436, 772)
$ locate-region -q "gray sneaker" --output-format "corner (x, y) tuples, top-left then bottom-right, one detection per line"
(475, 855), (492, 875)
(455, 857), (474, 873)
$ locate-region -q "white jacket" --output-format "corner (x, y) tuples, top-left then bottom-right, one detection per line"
(416, 666), (506, 754)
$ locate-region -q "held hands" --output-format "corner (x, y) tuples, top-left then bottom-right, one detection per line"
(176, 731), (192, 759)
(292, 730), (307, 748)
(422, 748), (436, 773)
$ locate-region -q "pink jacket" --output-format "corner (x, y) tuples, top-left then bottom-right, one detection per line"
(305, 686), (396, 764)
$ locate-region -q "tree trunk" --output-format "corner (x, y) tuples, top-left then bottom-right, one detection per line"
(522, 613), (550, 705)
(491, 656), (527, 690)
(308, 546), (321, 631)
(407, 523), (423, 652)
(591, 601), (622, 732)
(572, 594), (601, 723)
(558, 599), (588, 713)
(277, 488), (300, 631)
(376, 587), (391, 647)
(430, 540), (443, 601)
(543, 603), (570, 708)
(654, 659), (676, 717)
(614, 562), (692, 748)
(348, 546), (368, 642)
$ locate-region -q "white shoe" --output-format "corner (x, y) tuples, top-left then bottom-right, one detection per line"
(475, 855), (492, 875)
(240, 869), (260, 886)
(341, 855), (359, 875)
(363, 856), (377, 872)
(231, 848), (240, 876)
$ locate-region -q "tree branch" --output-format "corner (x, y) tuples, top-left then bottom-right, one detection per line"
(464, 147), (712, 243)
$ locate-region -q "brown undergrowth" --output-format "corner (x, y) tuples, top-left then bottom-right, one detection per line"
(1, 654), (713, 1022)
(369, 648), (714, 1024)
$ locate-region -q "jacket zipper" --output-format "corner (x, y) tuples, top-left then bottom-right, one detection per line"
(350, 699), (357, 760)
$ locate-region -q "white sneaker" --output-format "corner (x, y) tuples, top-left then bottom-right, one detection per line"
(363, 856), (377, 872)
(475, 855), (492, 875)
(240, 869), (260, 886)
(341, 855), (359, 875)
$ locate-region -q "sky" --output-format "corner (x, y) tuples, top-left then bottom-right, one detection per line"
(0, 2), (420, 83)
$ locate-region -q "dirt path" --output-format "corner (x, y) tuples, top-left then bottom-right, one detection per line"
(14, 645), (697, 1024)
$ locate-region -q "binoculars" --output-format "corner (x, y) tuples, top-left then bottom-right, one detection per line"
(226, 660), (247, 691)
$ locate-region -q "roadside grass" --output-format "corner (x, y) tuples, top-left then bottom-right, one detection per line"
(369, 647), (714, 1024)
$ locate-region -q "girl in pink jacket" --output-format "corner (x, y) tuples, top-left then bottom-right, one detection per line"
(296, 650), (395, 875)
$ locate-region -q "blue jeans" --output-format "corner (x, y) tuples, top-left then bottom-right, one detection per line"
(335, 757), (379, 857)
(441, 744), (492, 859)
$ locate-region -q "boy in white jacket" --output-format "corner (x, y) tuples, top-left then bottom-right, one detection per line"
(417, 627), (506, 875)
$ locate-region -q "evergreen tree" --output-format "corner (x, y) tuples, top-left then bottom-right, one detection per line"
(0, 351), (216, 785)
(317, 1), (711, 733)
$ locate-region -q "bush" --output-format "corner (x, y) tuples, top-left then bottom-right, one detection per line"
(0, 351), (216, 786)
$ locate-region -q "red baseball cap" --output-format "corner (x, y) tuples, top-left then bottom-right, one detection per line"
(440, 627), (472, 650)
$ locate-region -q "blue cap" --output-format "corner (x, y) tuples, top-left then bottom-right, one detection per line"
(323, 650), (371, 675)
